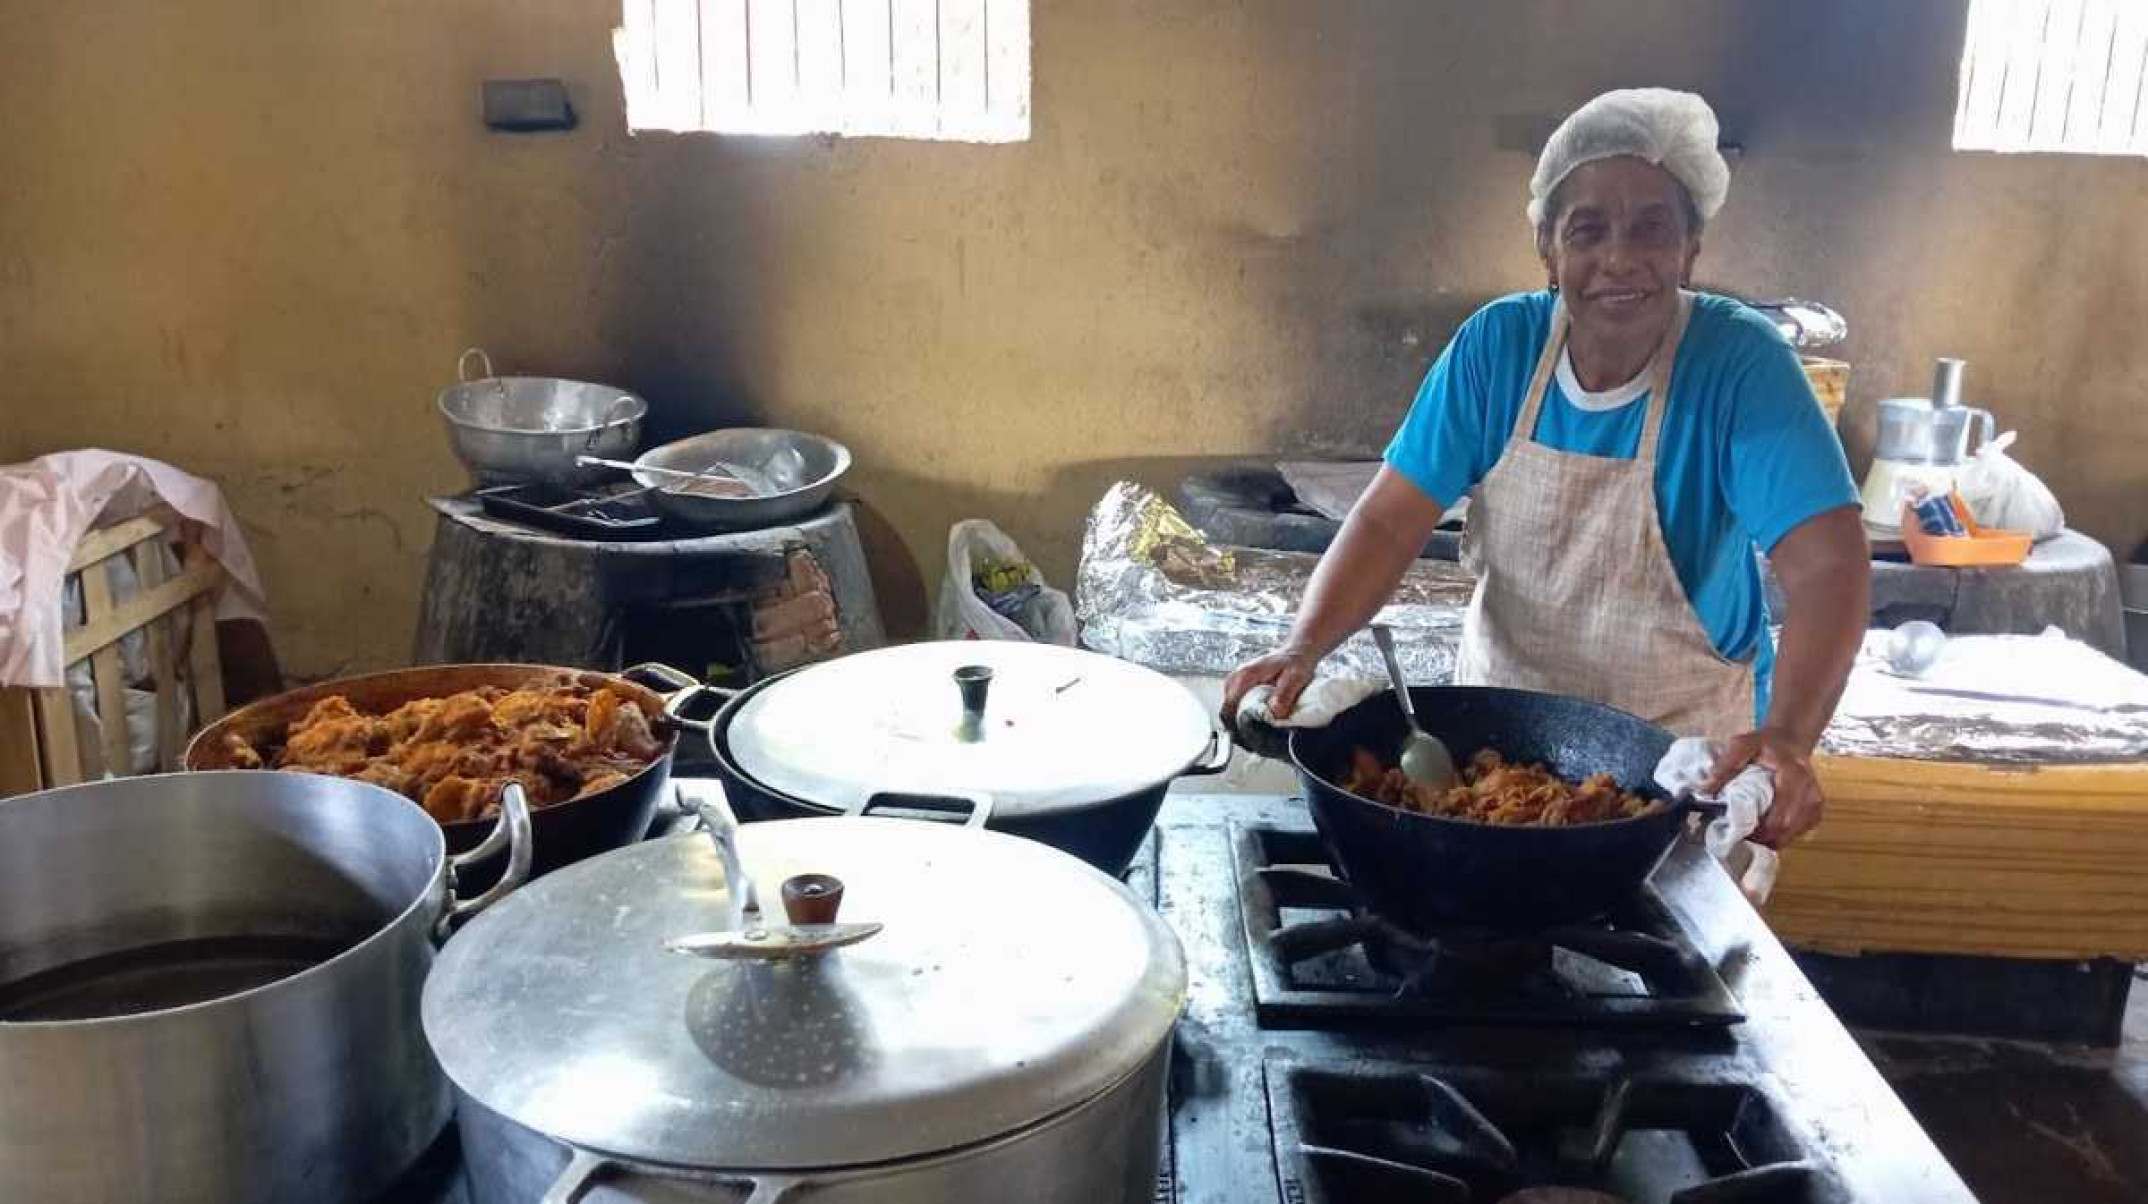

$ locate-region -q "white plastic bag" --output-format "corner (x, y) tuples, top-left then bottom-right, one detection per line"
(1956, 431), (2064, 541)
(934, 520), (1077, 644)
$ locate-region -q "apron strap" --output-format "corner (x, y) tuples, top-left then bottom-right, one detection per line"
(1634, 291), (1696, 467)
(1509, 297), (1570, 446)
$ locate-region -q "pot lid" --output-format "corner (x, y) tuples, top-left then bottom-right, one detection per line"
(725, 641), (1217, 817)
(421, 811), (1186, 1171)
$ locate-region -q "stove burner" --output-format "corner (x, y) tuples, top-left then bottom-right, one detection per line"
(1265, 1056), (1848, 1204)
(1235, 825), (1743, 1029)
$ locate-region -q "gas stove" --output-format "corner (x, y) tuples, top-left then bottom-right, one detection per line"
(381, 791), (1975, 1203)
(1235, 825), (1743, 1031)
(1150, 795), (1977, 1204)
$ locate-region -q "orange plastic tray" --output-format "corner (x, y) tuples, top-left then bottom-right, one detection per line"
(1900, 494), (2031, 567)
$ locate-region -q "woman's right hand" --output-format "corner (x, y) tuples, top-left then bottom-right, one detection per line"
(1220, 647), (1319, 734)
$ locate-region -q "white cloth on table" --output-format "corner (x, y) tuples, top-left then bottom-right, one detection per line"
(0, 449), (266, 688)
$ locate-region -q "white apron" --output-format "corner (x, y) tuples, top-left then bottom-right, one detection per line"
(1455, 292), (1755, 739)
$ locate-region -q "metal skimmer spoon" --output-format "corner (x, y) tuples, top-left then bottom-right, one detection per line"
(1369, 623), (1458, 792)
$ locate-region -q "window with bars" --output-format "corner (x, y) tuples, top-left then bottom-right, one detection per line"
(1955, 0), (2148, 155)
(614, 0), (1030, 141)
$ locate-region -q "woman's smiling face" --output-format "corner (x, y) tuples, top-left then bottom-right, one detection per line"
(1536, 156), (1701, 338)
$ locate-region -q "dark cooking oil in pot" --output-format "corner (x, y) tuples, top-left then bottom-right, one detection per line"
(0, 933), (355, 1021)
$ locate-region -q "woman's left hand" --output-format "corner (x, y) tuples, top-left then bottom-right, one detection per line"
(1702, 728), (1823, 848)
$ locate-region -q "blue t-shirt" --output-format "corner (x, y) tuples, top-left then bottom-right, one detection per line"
(1382, 291), (1859, 723)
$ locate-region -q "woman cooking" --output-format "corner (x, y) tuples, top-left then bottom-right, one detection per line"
(1223, 88), (1869, 848)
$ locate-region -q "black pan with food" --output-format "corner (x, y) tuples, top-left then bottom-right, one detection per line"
(185, 663), (682, 889)
(1289, 686), (1685, 930)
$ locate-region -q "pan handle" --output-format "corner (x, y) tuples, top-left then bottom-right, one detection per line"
(540, 1148), (809, 1204)
(620, 660), (701, 693)
(678, 779), (761, 928)
(1679, 792), (1728, 817)
(582, 395), (642, 452)
(435, 782), (534, 941)
(456, 346), (496, 384)
(620, 661), (737, 738)
(853, 791), (995, 829)
(1180, 725), (1234, 778)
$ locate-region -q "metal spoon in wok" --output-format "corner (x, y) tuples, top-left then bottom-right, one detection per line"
(1369, 623), (1459, 792)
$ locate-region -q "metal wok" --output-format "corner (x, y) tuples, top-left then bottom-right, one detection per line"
(1289, 686), (1686, 930)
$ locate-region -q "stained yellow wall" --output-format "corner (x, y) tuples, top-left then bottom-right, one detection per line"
(3, 1), (2143, 677)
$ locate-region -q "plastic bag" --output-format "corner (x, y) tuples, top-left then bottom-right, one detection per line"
(934, 520), (1077, 644)
(1956, 431), (2064, 541)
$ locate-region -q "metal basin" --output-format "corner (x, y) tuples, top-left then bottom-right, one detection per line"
(437, 350), (647, 485)
(634, 427), (851, 530)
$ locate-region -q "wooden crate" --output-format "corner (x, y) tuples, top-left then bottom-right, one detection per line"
(0, 506), (228, 793)
(1766, 754), (2148, 960)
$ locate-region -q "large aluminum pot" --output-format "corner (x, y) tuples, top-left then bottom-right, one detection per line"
(0, 771), (531, 1203)
(427, 782), (1185, 1203)
(439, 348), (648, 485)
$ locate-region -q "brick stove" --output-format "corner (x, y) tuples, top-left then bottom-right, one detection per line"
(412, 492), (884, 700)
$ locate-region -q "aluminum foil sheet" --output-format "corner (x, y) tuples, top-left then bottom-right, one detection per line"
(1820, 629), (2148, 764)
(1075, 481), (2146, 765)
(1075, 481), (1471, 682)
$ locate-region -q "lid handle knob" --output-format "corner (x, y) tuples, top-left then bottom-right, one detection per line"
(954, 664), (993, 742)
(781, 873), (846, 925)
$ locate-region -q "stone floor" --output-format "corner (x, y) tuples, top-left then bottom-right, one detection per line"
(1859, 981), (2148, 1204)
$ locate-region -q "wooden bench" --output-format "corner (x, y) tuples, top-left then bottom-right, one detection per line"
(0, 506), (228, 794)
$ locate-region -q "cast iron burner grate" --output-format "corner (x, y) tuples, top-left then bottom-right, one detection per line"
(1265, 1055), (1848, 1204)
(1234, 825), (1743, 1029)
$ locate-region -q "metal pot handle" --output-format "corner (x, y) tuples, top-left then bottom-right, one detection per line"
(621, 661), (736, 739)
(541, 1148), (808, 1204)
(1970, 406), (1997, 455)
(436, 781), (534, 940)
(456, 346), (496, 384)
(852, 791), (995, 828)
(677, 779), (760, 929)
(1181, 725), (1234, 778)
(582, 395), (641, 452)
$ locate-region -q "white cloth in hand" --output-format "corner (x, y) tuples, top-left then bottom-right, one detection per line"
(1653, 736), (1779, 905)
(1231, 676), (1387, 760)
(1238, 676), (1386, 729)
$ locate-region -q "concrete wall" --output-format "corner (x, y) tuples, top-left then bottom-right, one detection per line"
(3, 1), (2142, 677)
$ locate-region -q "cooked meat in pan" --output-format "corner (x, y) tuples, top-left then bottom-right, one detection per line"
(219, 681), (662, 825)
(1339, 747), (1663, 826)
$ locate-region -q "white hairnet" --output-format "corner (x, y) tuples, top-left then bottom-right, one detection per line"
(1528, 88), (1729, 230)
